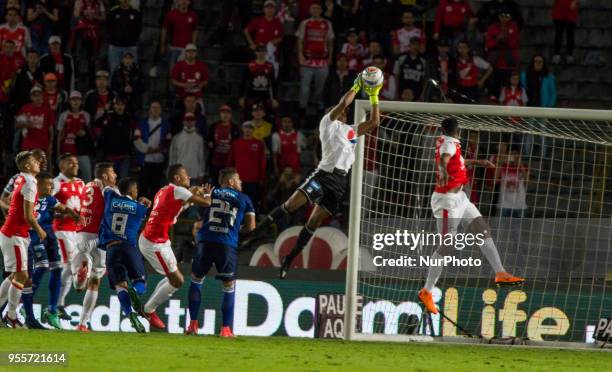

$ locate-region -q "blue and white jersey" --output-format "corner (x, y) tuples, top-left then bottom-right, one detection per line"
(98, 189), (148, 249)
(197, 187), (255, 248)
(36, 195), (58, 230)
(29, 195), (58, 241)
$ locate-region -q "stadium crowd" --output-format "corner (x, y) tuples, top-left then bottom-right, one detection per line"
(0, 0), (575, 219)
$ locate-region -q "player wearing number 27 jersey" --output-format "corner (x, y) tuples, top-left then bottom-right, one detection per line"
(138, 164), (212, 330)
(186, 167), (256, 337)
(418, 118), (524, 315)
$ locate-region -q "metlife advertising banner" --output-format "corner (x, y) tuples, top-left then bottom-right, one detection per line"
(25, 275), (611, 343)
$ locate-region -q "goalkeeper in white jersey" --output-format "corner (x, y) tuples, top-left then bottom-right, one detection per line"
(245, 71), (381, 279)
(418, 117), (525, 315)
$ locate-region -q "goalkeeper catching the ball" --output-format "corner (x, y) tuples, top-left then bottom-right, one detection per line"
(245, 67), (382, 279)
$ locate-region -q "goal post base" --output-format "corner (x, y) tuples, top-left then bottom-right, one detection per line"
(347, 333), (434, 343)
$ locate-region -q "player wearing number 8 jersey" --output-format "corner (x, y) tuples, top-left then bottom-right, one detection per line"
(418, 118), (524, 315)
(138, 164), (212, 330)
(99, 178), (151, 333)
(186, 167), (256, 337)
(72, 162), (117, 332)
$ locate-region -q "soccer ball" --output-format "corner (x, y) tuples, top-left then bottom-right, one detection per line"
(361, 66), (384, 88)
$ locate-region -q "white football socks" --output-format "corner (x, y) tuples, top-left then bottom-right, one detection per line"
(143, 277), (178, 314)
(424, 252), (444, 292)
(79, 289), (98, 326)
(479, 237), (505, 273)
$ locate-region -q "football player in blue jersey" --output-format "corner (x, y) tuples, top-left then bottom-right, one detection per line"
(22, 173), (81, 329)
(186, 167), (256, 337)
(98, 178), (151, 333)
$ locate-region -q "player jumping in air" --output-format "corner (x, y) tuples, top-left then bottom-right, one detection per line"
(73, 162), (118, 332)
(244, 74), (381, 279)
(51, 153), (85, 321)
(0, 151), (44, 328)
(22, 172), (80, 329)
(98, 178), (151, 333)
(186, 167), (256, 337)
(138, 164), (212, 330)
(418, 118), (525, 314)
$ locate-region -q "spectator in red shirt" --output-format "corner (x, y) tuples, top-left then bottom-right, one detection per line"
(42, 72), (67, 117)
(228, 121), (266, 211)
(161, 0), (198, 72)
(486, 8), (520, 99)
(57, 90), (94, 181)
(0, 7), (31, 57)
(391, 9), (426, 56)
(207, 104), (240, 185)
(239, 43), (278, 118)
(456, 39), (492, 103)
(551, 0), (579, 64)
(271, 114), (304, 176)
(296, 2), (334, 116)
(434, 0), (476, 54)
(0, 39), (24, 104)
(340, 27), (365, 73)
(15, 85), (54, 161)
(244, 1), (283, 53)
(170, 43), (209, 106)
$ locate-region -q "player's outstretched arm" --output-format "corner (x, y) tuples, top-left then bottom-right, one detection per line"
(138, 197), (153, 208)
(54, 204), (83, 223)
(329, 74), (362, 122)
(356, 80), (382, 136)
(188, 184), (213, 207)
(240, 213), (256, 234)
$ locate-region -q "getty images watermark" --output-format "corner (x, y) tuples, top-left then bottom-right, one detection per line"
(371, 230), (484, 267)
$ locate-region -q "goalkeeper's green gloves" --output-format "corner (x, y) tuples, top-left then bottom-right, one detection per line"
(364, 83), (382, 105)
(351, 73), (362, 94)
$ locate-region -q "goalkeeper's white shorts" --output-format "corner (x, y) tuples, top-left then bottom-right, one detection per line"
(431, 190), (481, 236)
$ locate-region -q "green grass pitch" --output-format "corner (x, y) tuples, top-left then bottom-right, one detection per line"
(1, 329), (610, 371)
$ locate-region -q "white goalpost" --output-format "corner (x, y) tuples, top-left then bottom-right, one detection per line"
(344, 100), (612, 346)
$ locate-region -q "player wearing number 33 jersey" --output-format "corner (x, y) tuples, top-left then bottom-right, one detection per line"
(418, 118), (525, 315)
(186, 167), (256, 337)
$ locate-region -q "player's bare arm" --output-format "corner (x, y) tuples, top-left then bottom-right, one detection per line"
(329, 74), (362, 122)
(465, 159), (495, 168)
(24, 199), (46, 241)
(356, 103), (380, 136)
(240, 213), (256, 234)
(188, 184), (214, 207)
(438, 153), (451, 186)
(138, 197), (152, 208)
(53, 204), (83, 223)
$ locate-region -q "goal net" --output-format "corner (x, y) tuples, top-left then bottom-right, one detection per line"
(344, 101), (612, 345)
